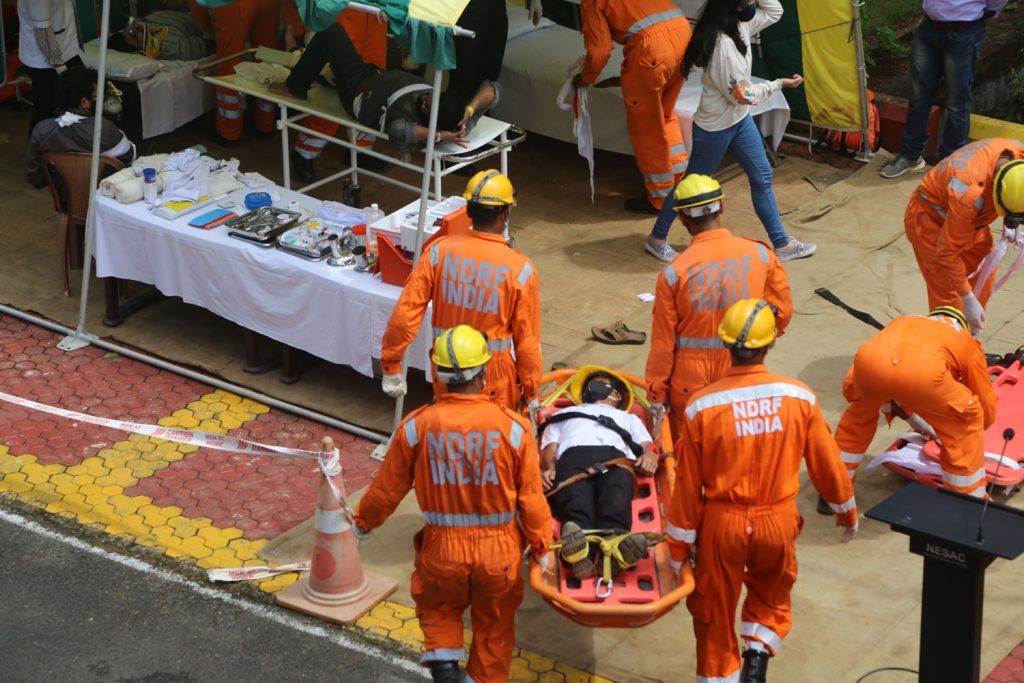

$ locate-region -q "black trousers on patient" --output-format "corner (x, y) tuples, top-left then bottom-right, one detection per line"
(550, 446), (633, 533)
(284, 23), (377, 115)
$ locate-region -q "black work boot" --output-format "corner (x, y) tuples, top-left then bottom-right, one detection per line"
(740, 649), (770, 683)
(816, 494), (834, 516)
(429, 661), (461, 683)
(291, 151), (315, 182)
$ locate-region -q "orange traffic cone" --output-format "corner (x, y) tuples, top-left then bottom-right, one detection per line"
(276, 437), (396, 625)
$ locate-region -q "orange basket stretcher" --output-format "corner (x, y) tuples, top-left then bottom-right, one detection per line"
(527, 368), (695, 629)
(881, 361), (1024, 495)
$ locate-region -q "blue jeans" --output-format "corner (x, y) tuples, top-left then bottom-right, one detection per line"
(900, 16), (985, 162)
(651, 115), (790, 248)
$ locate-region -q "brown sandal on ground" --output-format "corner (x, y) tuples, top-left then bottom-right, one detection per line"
(591, 320), (647, 345)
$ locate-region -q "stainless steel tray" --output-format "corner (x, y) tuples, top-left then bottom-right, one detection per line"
(225, 206), (303, 245)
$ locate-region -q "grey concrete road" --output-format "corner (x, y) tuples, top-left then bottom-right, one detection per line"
(0, 508), (424, 683)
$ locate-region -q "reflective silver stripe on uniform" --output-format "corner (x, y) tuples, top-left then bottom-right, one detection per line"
(404, 417), (418, 447)
(666, 522), (696, 544)
(672, 160), (689, 174)
(217, 108), (243, 119)
(517, 261), (534, 286)
(298, 134), (328, 149)
(696, 673), (740, 683)
(829, 496), (856, 514)
(255, 100), (275, 112)
(755, 242), (769, 263)
(643, 171), (675, 184)
(488, 337), (513, 352)
(429, 243), (440, 266)
(676, 336), (725, 349)
(670, 143), (687, 157)
(840, 451), (864, 465)
(314, 508), (350, 534)
(942, 466), (986, 489)
(432, 326), (445, 338)
(974, 196), (985, 211)
(422, 511), (514, 526)
(740, 621), (783, 652)
(650, 186), (673, 198)
(663, 263), (678, 286)
(623, 8), (686, 41)
(464, 675), (479, 683)
(510, 420), (525, 448)
(686, 382), (817, 419)
(420, 649), (468, 664)
(948, 177), (970, 195)
(217, 92), (241, 105)
(917, 189), (947, 218)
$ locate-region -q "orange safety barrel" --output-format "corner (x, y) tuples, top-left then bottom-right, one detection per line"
(528, 368), (695, 628)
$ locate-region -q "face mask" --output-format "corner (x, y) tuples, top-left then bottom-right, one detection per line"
(584, 379), (614, 402)
(737, 2), (757, 22)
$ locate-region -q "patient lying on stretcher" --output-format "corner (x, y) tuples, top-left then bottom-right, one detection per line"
(268, 23), (498, 151)
(539, 367), (657, 580)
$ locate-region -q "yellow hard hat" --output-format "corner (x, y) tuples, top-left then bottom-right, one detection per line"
(929, 306), (968, 331)
(568, 365), (634, 412)
(994, 159), (1024, 219)
(431, 324), (492, 384)
(673, 174), (723, 217)
(463, 169), (516, 207)
(718, 298), (777, 350)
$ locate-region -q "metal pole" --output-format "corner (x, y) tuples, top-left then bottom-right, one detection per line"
(62, 0), (113, 353)
(391, 68), (445, 432)
(1, 305), (388, 443)
(851, 0), (873, 163)
(280, 103), (291, 190)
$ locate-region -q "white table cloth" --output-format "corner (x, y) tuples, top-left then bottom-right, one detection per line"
(93, 185), (433, 377)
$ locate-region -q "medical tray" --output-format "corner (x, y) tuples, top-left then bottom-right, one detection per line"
(276, 220), (352, 262)
(226, 206), (303, 246)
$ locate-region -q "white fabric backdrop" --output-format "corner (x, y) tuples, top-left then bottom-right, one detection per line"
(93, 186), (433, 377)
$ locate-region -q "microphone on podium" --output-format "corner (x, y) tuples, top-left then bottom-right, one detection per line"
(975, 427), (1014, 544)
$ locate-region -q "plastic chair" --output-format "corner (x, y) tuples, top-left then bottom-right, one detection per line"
(41, 152), (124, 296)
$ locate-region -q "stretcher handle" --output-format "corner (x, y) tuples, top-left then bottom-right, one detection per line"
(192, 49), (259, 79)
(436, 126), (528, 164)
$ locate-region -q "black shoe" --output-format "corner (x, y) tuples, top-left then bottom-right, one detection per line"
(291, 151), (315, 182)
(816, 494), (834, 516)
(207, 123), (241, 148)
(624, 194), (659, 215)
(429, 661), (461, 683)
(740, 649), (770, 683)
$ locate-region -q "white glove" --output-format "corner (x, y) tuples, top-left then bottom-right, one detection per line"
(961, 291), (985, 334)
(536, 553), (551, 573)
(648, 402), (665, 421)
(528, 0), (544, 25)
(352, 524), (372, 541)
(907, 413), (937, 439)
(841, 522), (859, 544)
(528, 399), (540, 420)
(382, 374), (407, 398)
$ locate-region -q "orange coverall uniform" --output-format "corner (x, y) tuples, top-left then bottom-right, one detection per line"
(293, 10), (387, 160)
(211, 0), (304, 141)
(645, 228), (793, 438)
(354, 393), (552, 683)
(905, 138), (1024, 310)
(834, 314), (997, 497)
(667, 365), (857, 682)
(381, 231), (543, 409)
(579, 0), (691, 207)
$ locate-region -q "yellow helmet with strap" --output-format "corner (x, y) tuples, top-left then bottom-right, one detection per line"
(568, 365), (635, 412)
(718, 298), (777, 350)
(463, 169), (516, 207)
(994, 159), (1024, 220)
(431, 325), (492, 384)
(929, 306), (968, 331)
(673, 174), (723, 217)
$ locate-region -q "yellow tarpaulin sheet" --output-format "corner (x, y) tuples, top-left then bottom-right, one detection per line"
(798, 0), (862, 131)
(408, 0), (470, 26)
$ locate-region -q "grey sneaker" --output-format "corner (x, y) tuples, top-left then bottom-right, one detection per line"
(775, 239), (817, 262)
(880, 155), (925, 178)
(644, 235), (678, 262)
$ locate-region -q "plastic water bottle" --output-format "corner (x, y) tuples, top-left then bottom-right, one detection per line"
(363, 203), (385, 228)
(142, 168), (158, 204)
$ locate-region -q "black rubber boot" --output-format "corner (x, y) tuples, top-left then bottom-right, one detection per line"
(291, 151), (315, 182)
(740, 649), (770, 683)
(429, 661), (461, 683)
(816, 494), (834, 516)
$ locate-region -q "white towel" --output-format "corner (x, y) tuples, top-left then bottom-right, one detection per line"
(131, 153), (171, 176)
(557, 56), (595, 203)
(100, 167), (163, 204)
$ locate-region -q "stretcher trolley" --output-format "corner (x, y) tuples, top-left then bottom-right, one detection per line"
(193, 47), (526, 206)
(881, 361), (1024, 496)
(528, 368), (695, 629)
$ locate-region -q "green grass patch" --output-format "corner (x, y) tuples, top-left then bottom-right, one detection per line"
(861, 0), (921, 65)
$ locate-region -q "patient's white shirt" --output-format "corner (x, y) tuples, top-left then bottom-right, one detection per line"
(541, 403), (652, 461)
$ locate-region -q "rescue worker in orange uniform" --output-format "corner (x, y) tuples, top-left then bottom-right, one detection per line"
(209, 0), (304, 144)
(905, 138), (1024, 332)
(831, 307), (997, 498)
(573, 0), (691, 213)
(645, 174), (793, 440)
(354, 325), (552, 683)
(381, 171), (543, 415)
(289, 10), (387, 182)
(667, 299), (858, 683)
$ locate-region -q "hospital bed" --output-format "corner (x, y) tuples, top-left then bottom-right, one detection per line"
(81, 40), (215, 140)
(494, 5), (791, 157)
(194, 49), (527, 205)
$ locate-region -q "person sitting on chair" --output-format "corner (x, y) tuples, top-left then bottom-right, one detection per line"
(540, 366), (659, 579)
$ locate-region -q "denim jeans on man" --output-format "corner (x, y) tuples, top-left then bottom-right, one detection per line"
(651, 115), (789, 248)
(900, 16), (985, 162)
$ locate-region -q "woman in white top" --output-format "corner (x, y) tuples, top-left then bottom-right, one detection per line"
(18, 0), (83, 136)
(646, 0), (814, 263)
